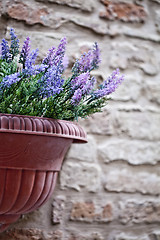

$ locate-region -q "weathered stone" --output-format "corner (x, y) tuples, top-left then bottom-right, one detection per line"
(150, 0), (160, 3)
(0, 2), (2, 17)
(36, 0), (95, 12)
(70, 201), (113, 222)
(119, 200), (160, 224)
(60, 161), (101, 192)
(104, 168), (160, 195)
(52, 196), (66, 224)
(109, 42), (159, 75)
(98, 139), (160, 165)
(111, 74), (141, 102)
(114, 111), (160, 141)
(114, 233), (149, 240)
(145, 81), (160, 105)
(79, 111), (114, 136)
(70, 17), (109, 35)
(106, 22), (160, 42)
(149, 231), (160, 240)
(100, 0), (147, 23)
(5, 1), (49, 26)
(0, 228), (62, 240)
(66, 135), (97, 162)
(155, 9), (160, 33)
(69, 232), (104, 240)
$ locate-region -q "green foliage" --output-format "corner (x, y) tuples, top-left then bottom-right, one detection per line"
(0, 59), (111, 120)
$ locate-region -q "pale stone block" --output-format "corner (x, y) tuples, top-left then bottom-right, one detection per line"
(145, 81), (160, 105)
(114, 233), (149, 240)
(52, 196), (66, 224)
(114, 111), (160, 141)
(38, 0), (95, 12)
(111, 74), (141, 102)
(66, 135), (97, 162)
(110, 42), (159, 75)
(119, 200), (160, 224)
(149, 232), (160, 240)
(60, 161), (101, 192)
(104, 168), (160, 195)
(98, 139), (160, 165)
(79, 111), (114, 136)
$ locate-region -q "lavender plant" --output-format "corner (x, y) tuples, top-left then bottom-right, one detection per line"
(0, 28), (124, 121)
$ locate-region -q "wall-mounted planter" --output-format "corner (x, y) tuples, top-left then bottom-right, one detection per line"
(0, 113), (87, 232)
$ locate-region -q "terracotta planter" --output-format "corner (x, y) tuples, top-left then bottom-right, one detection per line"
(0, 113), (87, 232)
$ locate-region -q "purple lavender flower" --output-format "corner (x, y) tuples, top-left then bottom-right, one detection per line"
(23, 48), (39, 76)
(39, 64), (64, 97)
(42, 46), (56, 67)
(82, 76), (96, 95)
(92, 42), (101, 69)
(0, 44), (2, 58)
(71, 72), (90, 91)
(19, 37), (31, 68)
(21, 48), (48, 77)
(1, 39), (11, 62)
(71, 88), (82, 105)
(42, 37), (67, 71)
(92, 68), (124, 99)
(33, 64), (48, 75)
(53, 37), (67, 66)
(72, 42), (101, 75)
(0, 72), (21, 89)
(10, 28), (19, 60)
(62, 55), (69, 70)
(71, 72), (96, 96)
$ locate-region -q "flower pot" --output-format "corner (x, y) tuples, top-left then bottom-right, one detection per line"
(0, 113), (87, 232)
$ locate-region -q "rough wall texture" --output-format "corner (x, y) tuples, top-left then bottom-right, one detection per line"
(0, 0), (160, 239)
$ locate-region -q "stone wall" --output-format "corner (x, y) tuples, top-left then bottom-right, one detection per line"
(0, 0), (160, 239)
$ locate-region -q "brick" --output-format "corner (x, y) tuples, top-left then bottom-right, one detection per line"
(0, 228), (63, 240)
(109, 41), (159, 75)
(98, 139), (160, 165)
(113, 111), (160, 141)
(66, 135), (97, 162)
(114, 233), (149, 240)
(104, 168), (160, 195)
(100, 0), (147, 23)
(119, 200), (160, 224)
(5, 1), (49, 26)
(60, 161), (101, 192)
(70, 201), (113, 222)
(52, 196), (66, 224)
(36, 0), (95, 12)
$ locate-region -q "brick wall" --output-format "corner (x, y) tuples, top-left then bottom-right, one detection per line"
(0, 0), (160, 239)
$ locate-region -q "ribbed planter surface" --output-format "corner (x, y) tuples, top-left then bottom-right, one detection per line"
(0, 114), (87, 232)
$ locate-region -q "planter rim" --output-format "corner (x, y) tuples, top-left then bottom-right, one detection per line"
(0, 113), (87, 143)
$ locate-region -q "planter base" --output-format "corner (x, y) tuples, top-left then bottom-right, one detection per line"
(0, 214), (20, 232)
(0, 168), (58, 230)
